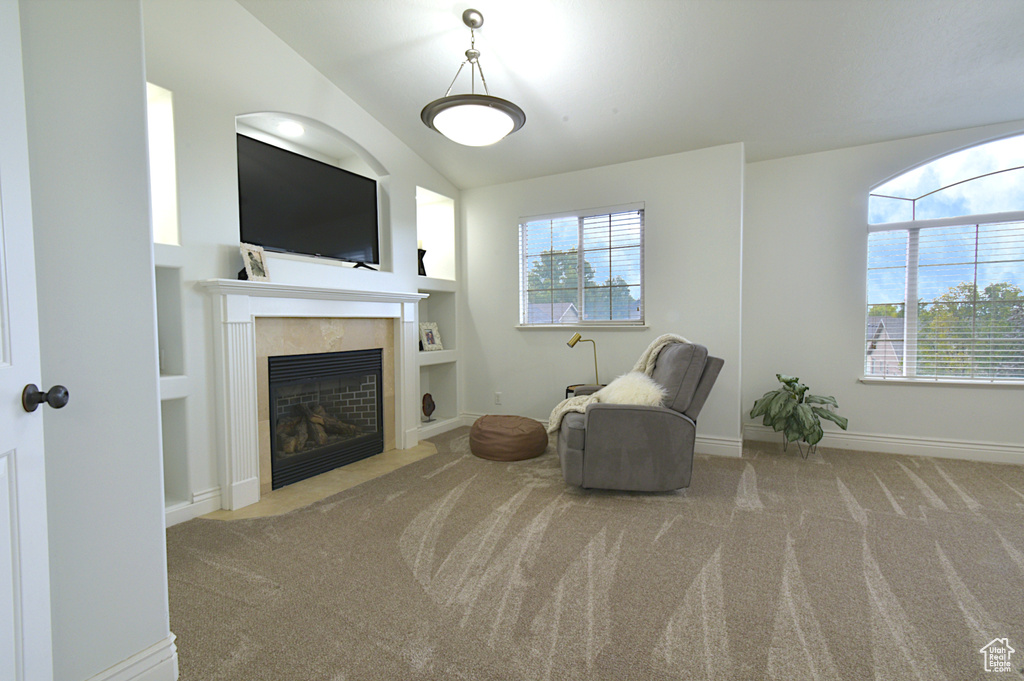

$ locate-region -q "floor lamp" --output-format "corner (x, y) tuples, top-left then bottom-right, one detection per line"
(566, 332), (599, 385)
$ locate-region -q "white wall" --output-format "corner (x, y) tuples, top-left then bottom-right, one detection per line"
(141, 0), (460, 510)
(461, 144), (745, 452)
(744, 120), (1024, 456)
(20, 0), (174, 678)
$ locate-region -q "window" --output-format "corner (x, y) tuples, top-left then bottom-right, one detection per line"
(519, 205), (644, 326)
(866, 134), (1024, 380)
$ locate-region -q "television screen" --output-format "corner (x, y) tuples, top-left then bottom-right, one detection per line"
(237, 133), (379, 265)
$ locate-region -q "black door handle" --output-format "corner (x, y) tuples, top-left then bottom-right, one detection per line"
(22, 384), (69, 412)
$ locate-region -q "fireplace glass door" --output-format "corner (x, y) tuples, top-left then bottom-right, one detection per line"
(268, 349), (384, 488)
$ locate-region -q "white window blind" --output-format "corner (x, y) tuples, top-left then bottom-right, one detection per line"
(519, 207), (644, 325)
(866, 221), (1024, 379)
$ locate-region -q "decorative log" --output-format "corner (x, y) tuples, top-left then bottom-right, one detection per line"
(277, 415), (302, 431)
(294, 403), (325, 424)
(313, 404), (361, 437)
(309, 421), (329, 446)
(276, 415), (304, 454)
(276, 402), (366, 455)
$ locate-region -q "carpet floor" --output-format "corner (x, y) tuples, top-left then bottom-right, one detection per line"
(167, 429), (1024, 680)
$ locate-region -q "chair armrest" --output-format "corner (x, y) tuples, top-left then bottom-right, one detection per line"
(571, 384), (603, 397)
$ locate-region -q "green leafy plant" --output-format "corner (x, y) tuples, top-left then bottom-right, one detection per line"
(750, 374), (848, 458)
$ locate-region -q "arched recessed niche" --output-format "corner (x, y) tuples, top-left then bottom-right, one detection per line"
(234, 112), (392, 273)
(235, 112), (388, 179)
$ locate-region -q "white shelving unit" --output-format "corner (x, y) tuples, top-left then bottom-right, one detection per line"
(417, 284), (460, 438)
(153, 243), (191, 513)
(416, 188), (461, 439)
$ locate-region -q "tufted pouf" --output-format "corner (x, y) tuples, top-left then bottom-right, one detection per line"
(469, 415), (548, 461)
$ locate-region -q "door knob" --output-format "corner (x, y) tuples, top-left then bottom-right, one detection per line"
(22, 384), (69, 412)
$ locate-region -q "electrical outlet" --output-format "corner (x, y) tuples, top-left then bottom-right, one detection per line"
(494, 391), (502, 405)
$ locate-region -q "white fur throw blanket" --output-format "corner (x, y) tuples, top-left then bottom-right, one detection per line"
(546, 333), (690, 433)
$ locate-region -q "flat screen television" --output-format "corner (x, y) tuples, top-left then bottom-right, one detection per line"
(237, 133), (379, 266)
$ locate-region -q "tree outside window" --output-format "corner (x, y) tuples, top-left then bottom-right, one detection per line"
(520, 208), (644, 326)
(866, 134), (1024, 380)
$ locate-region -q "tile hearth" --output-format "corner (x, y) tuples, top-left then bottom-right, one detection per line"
(203, 441), (436, 520)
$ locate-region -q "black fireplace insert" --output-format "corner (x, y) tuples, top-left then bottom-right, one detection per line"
(268, 349), (384, 489)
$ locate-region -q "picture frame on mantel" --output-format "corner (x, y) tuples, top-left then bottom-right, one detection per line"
(419, 322), (443, 351)
(240, 243), (269, 281)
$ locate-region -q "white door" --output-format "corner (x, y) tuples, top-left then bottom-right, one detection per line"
(0, 0), (54, 679)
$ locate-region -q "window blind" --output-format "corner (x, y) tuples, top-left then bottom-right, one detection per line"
(519, 208), (644, 325)
(866, 221), (1024, 379)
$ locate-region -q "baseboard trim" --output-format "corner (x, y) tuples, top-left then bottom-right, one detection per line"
(743, 425), (1024, 465)
(86, 634), (178, 681)
(696, 435), (744, 458)
(165, 487), (222, 527)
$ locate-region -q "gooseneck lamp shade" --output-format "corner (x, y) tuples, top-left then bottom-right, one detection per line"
(421, 8), (525, 147)
(566, 333), (599, 385)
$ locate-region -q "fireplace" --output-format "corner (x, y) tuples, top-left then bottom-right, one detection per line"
(268, 349), (384, 488)
(201, 280), (421, 511)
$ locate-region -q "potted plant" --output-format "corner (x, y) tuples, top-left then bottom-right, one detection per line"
(750, 374), (848, 458)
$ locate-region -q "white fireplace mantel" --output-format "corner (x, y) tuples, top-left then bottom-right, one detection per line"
(200, 279), (427, 510)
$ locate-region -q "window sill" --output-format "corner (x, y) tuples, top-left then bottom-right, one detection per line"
(859, 376), (1024, 388)
(516, 324), (649, 330)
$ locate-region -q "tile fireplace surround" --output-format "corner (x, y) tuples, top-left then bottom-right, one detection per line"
(201, 280), (426, 510)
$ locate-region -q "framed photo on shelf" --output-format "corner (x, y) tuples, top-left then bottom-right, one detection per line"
(419, 322), (443, 351)
(240, 243), (269, 281)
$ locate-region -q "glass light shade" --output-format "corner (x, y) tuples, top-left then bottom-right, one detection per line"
(421, 94), (525, 147)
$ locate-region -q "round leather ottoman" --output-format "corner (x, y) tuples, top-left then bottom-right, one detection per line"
(470, 415), (548, 461)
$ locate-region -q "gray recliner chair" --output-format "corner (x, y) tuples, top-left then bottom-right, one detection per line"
(556, 342), (724, 492)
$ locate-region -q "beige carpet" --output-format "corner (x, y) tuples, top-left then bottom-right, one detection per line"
(167, 429), (1024, 680)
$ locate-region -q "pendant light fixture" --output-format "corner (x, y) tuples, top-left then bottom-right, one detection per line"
(421, 8), (525, 146)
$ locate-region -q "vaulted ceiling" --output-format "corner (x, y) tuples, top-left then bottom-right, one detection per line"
(236, 0), (1024, 189)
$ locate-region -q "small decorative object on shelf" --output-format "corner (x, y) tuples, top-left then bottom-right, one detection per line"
(422, 393), (436, 422)
(240, 243), (269, 281)
(419, 322), (443, 351)
(418, 248), (427, 276)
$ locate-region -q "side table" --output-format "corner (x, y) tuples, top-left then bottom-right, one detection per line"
(565, 384), (604, 399)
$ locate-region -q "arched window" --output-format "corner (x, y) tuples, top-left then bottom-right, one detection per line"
(866, 134), (1024, 381)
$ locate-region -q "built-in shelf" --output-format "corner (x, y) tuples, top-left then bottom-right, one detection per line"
(419, 349), (457, 366)
(416, 187), (456, 281)
(417, 285), (458, 437)
(161, 397), (190, 509)
(417, 289), (456, 351)
(153, 242), (185, 268)
(419, 416), (463, 440)
(153, 245), (193, 518)
(416, 276), (456, 292)
(418, 361), (457, 425)
(415, 187), (459, 440)
(159, 374), (190, 401)
(155, 265), (185, 376)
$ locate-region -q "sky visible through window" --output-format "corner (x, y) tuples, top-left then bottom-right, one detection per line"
(870, 134), (1024, 223)
(868, 134), (1024, 306)
(521, 209), (643, 324)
